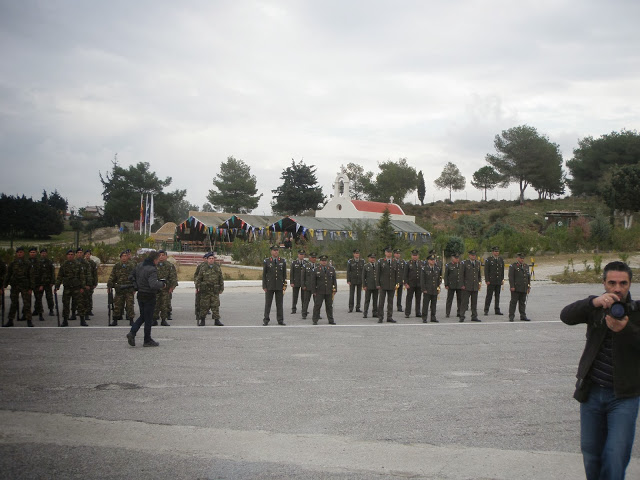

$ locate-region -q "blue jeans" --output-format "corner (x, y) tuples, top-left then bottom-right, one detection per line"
(130, 293), (157, 343)
(580, 384), (639, 480)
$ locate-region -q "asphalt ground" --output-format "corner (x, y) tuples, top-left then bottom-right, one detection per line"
(1, 281), (639, 479)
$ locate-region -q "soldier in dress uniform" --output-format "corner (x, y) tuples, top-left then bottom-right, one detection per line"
(376, 246), (399, 323)
(195, 253), (224, 326)
(289, 249), (306, 314)
(153, 250), (178, 326)
(460, 250), (482, 322)
(107, 251), (136, 326)
(84, 249), (98, 317)
(262, 245), (287, 325)
(362, 253), (378, 319)
(508, 253), (531, 322)
(301, 252), (317, 319)
(39, 248), (56, 317)
(311, 255), (337, 325)
(3, 247), (35, 327)
(193, 252), (211, 321)
(394, 249), (405, 312)
(444, 253), (464, 318)
(421, 255), (441, 323)
(55, 249), (87, 327)
(347, 249), (364, 313)
(403, 249), (423, 318)
(484, 246), (505, 316)
(28, 247), (44, 321)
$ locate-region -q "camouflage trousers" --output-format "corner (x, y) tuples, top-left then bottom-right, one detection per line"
(199, 291), (220, 320)
(114, 288), (135, 319)
(85, 288), (94, 313)
(34, 285), (54, 314)
(9, 286), (32, 321)
(153, 290), (172, 320)
(62, 287), (82, 319)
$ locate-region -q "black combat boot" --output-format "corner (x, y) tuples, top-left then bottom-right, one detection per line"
(199, 318), (206, 326)
(61, 318), (69, 327)
(39, 313), (44, 321)
(214, 319), (224, 326)
(80, 317), (88, 326)
(27, 319), (34, 327)
(3, 319), (14, 327)
(49, 309), (55, 316)
(161, 319), (170, 326)
(152, 319), (158, 326)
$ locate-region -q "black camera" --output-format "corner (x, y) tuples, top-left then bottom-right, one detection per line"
(609, 300), (640, 320)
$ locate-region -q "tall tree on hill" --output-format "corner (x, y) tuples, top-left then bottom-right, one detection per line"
(486, 125), (563, 205)
(271, 159), (325, 215)
(340, 162), (373, 200)
(367, 158), (418, 203)
(100, 159), (187, 225)
(601, 164), (640, 229)
(375, 208), (397, 253)
(0, 194), (63, 241)
(434, 162), (466, 201)
(41, 189), (68, 215)
(417, 170), (426, 205)
(566, 129), (640, 196)
(207, 156), (262, 213)
(471, 166), (504, 201)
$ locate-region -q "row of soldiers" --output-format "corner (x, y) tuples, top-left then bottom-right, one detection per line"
(1, 246), (98, 327)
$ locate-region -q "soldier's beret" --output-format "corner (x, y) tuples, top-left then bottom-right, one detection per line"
(309, 252), (317, 257)
(40, 248), (47, 253)
(368, 253), (376, 258)
(411, 249), (419, 255)
(270, 245), (279, 250)
(16, 246), (24, 252)
(468, 250), (476, 255)
(384, 246), (392, 252)
(204, 252), (212, 258)
(76, 247), (83, 253)
(66, 249), (74, 255)
(158, 249), (166, 255)
(298, 249), (306, 254)
(125, 249), (131, 253)
(492, 246), (500, 251)
(516, 252), (525, 258)
(85, 249), (92, 254)
(120, 251), (127, 257)
(29, 246), (37, 252)
(353, 249), (360, 253)
(319, 255), (328, 261)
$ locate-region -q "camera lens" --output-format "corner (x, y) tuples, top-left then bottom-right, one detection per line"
(610, 302), (626, 320)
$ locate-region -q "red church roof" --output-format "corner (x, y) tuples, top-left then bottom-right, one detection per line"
(351, 200), (404, 215)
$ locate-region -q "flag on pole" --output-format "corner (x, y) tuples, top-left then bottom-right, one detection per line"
(150, 194), (154, 232)
(140, 194), (144, 234)
(145, 193), (150, 236)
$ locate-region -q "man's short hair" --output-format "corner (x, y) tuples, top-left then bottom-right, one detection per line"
(603, 261), (633, 282)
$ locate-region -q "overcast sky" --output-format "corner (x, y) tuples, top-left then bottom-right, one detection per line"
(1, 0), (639, 215)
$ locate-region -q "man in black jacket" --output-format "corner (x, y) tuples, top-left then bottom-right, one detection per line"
(560, 261), (640, 480)
(126, 251), (165, 347)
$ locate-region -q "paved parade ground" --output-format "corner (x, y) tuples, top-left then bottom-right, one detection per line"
(1, 281), (639, 479)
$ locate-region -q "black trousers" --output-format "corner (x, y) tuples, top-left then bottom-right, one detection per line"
(131, 293), (156, 343)
(509, 291), (527, 319)
(291, 286), (301, 312)
(460, 290), (479, 320)
(363, 288), (378, 316)
(348, 283), (362, 310)
(264, 290), (284, 323)
(484, 284), (502, 313)
(301, 289), (312, 316)
(405, 286), (422, 317)
(396, 285), (403, 309)
(445, 288), (462, 316)
(313, 293), (334, 322)
(378, 289), (395, 321)
(421, 293), (437, 320)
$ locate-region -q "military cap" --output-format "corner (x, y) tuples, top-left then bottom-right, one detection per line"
(40, 248), (47, 253)
(76, 247), (83, 253)
(309, 252), (317, 257)
(204, 252), (212, 258)
(125, 249), (131, 253)
(353, 249), (360, 253)
(411, 249), (419, 255)
(384, 246), (392, 252)
(158, 249), (166, 255)
(319, 255), (328, 261)
(66, 249), (74, 255)
(452, 253), (460, 258)
(492, 246), (500, 251)
(428, 249), (436, 255)
(468, 250), (477, 255)
(427, 255), (435, 260)
(368, 253), (376, 258)
(270, 244), (280, 250)
(393, 249), (401, 253)
(120, 251), (127, 257)
(298, 249), (306, 254)
(85, 249), (92, 254)
(16, 246), (24, 252)
(516, 252), (525, 258)
(29, 246), (37, 252)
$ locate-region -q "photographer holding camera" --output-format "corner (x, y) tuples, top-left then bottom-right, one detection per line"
(560, 261), (640, 480)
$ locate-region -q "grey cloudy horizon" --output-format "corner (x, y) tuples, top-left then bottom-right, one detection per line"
(1, 0), (639, 215)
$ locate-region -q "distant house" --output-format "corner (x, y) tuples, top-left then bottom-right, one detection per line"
(81, 206), (104, 219)
(545, 211), (584, 227)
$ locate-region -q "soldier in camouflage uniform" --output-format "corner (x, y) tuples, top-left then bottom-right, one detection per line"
(84, 249), (98, 317)
(195, 253), (224, 326)
(38, 248), (56, 317)
(420, 255), (442, 323)
(3, 247), (35, 327)
(289, 249), (306, 314)
(301, 252), (317, 319)
(153, 250), (178, 326)
(28, 247), (44, 321)
(55, 249), (88, 326)
(194, 252), (211, 320)
(72, 248), (92, 321)
(394, 249), (405, 312)
(262, 245), (287, 326)
(362, 253), (378, 319)
(508, 253), (531, 322)
(346, 249), (364, 313)
(460, 250), (482, 322)
(107, 251), (136, 325)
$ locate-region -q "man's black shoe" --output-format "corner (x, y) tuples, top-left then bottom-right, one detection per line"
(126, 332), (135, 346)
(431, 318), (439, 323)
(27, 320), (34, 327)
(69, 315), (77, 320)
(39, 314), (44, 321)
(348, 308), (353, 313)
(61, 320), (68, 327)
(88, 311), (94, 316)
(143, 339), (159, 347)
(509, 318), (514, 322)
(471, 318), (481, 322)
(397, 307), (403, 312)
(495, 311), (504, 315)
(378, 319), (383, 323)
(199, 319), (206, 326)
(152, 320), (158, 326)
(520, 317), (531, 322)
(263, 320), (269, 326)
(459, 319), (464, 323)
(387, 319), (396, 323)
(49, 310), (55, 316)
(214, 319), (224, 326)
(313, 321), (318, 325)
(161, 319), (170, 326)
(362, 313), (367, 318)
(167, 314), (173, 320)
(291, 309), (296, 314)
(277, 322), (286, 325)
(80, 320), (88, 326)
(422, 319), (427, 323)
(355, 308), (362, 312)
(484, 311), (489, 315)
(328, 321), (336, 325)
(109, 321), (118, 326)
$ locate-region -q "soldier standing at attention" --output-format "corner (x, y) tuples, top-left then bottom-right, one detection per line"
(460, 250), (482, 322)
(262, 245), (287, 325)
(444, 254), (464, 319)
(376, 246), (398, 323)
(28, 247), (44, 322)
(55, 249), (87, 327)
(362, 253), (378, 319)
(193, 252), (211, 321)
(509, 253), (531, 322)
(301, 252), (317, 320)
(84, 249), (98, 317)
(107, 251), (136, 326)
(346, 249), (364, 313)
(289, 249), (306, 314)
(484, 246), (505, 316)
(421, 254), (441, 323)
(195, 253), (224, 326)
(394, 249), (405, 312)
(403, 249), (423, 318)
(3, 247), (35, 327)
(312, 255), (337, 325)
(39, 248), (56, 317)
(153, 250), (177, 326)
(73, 248), (91, 322)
